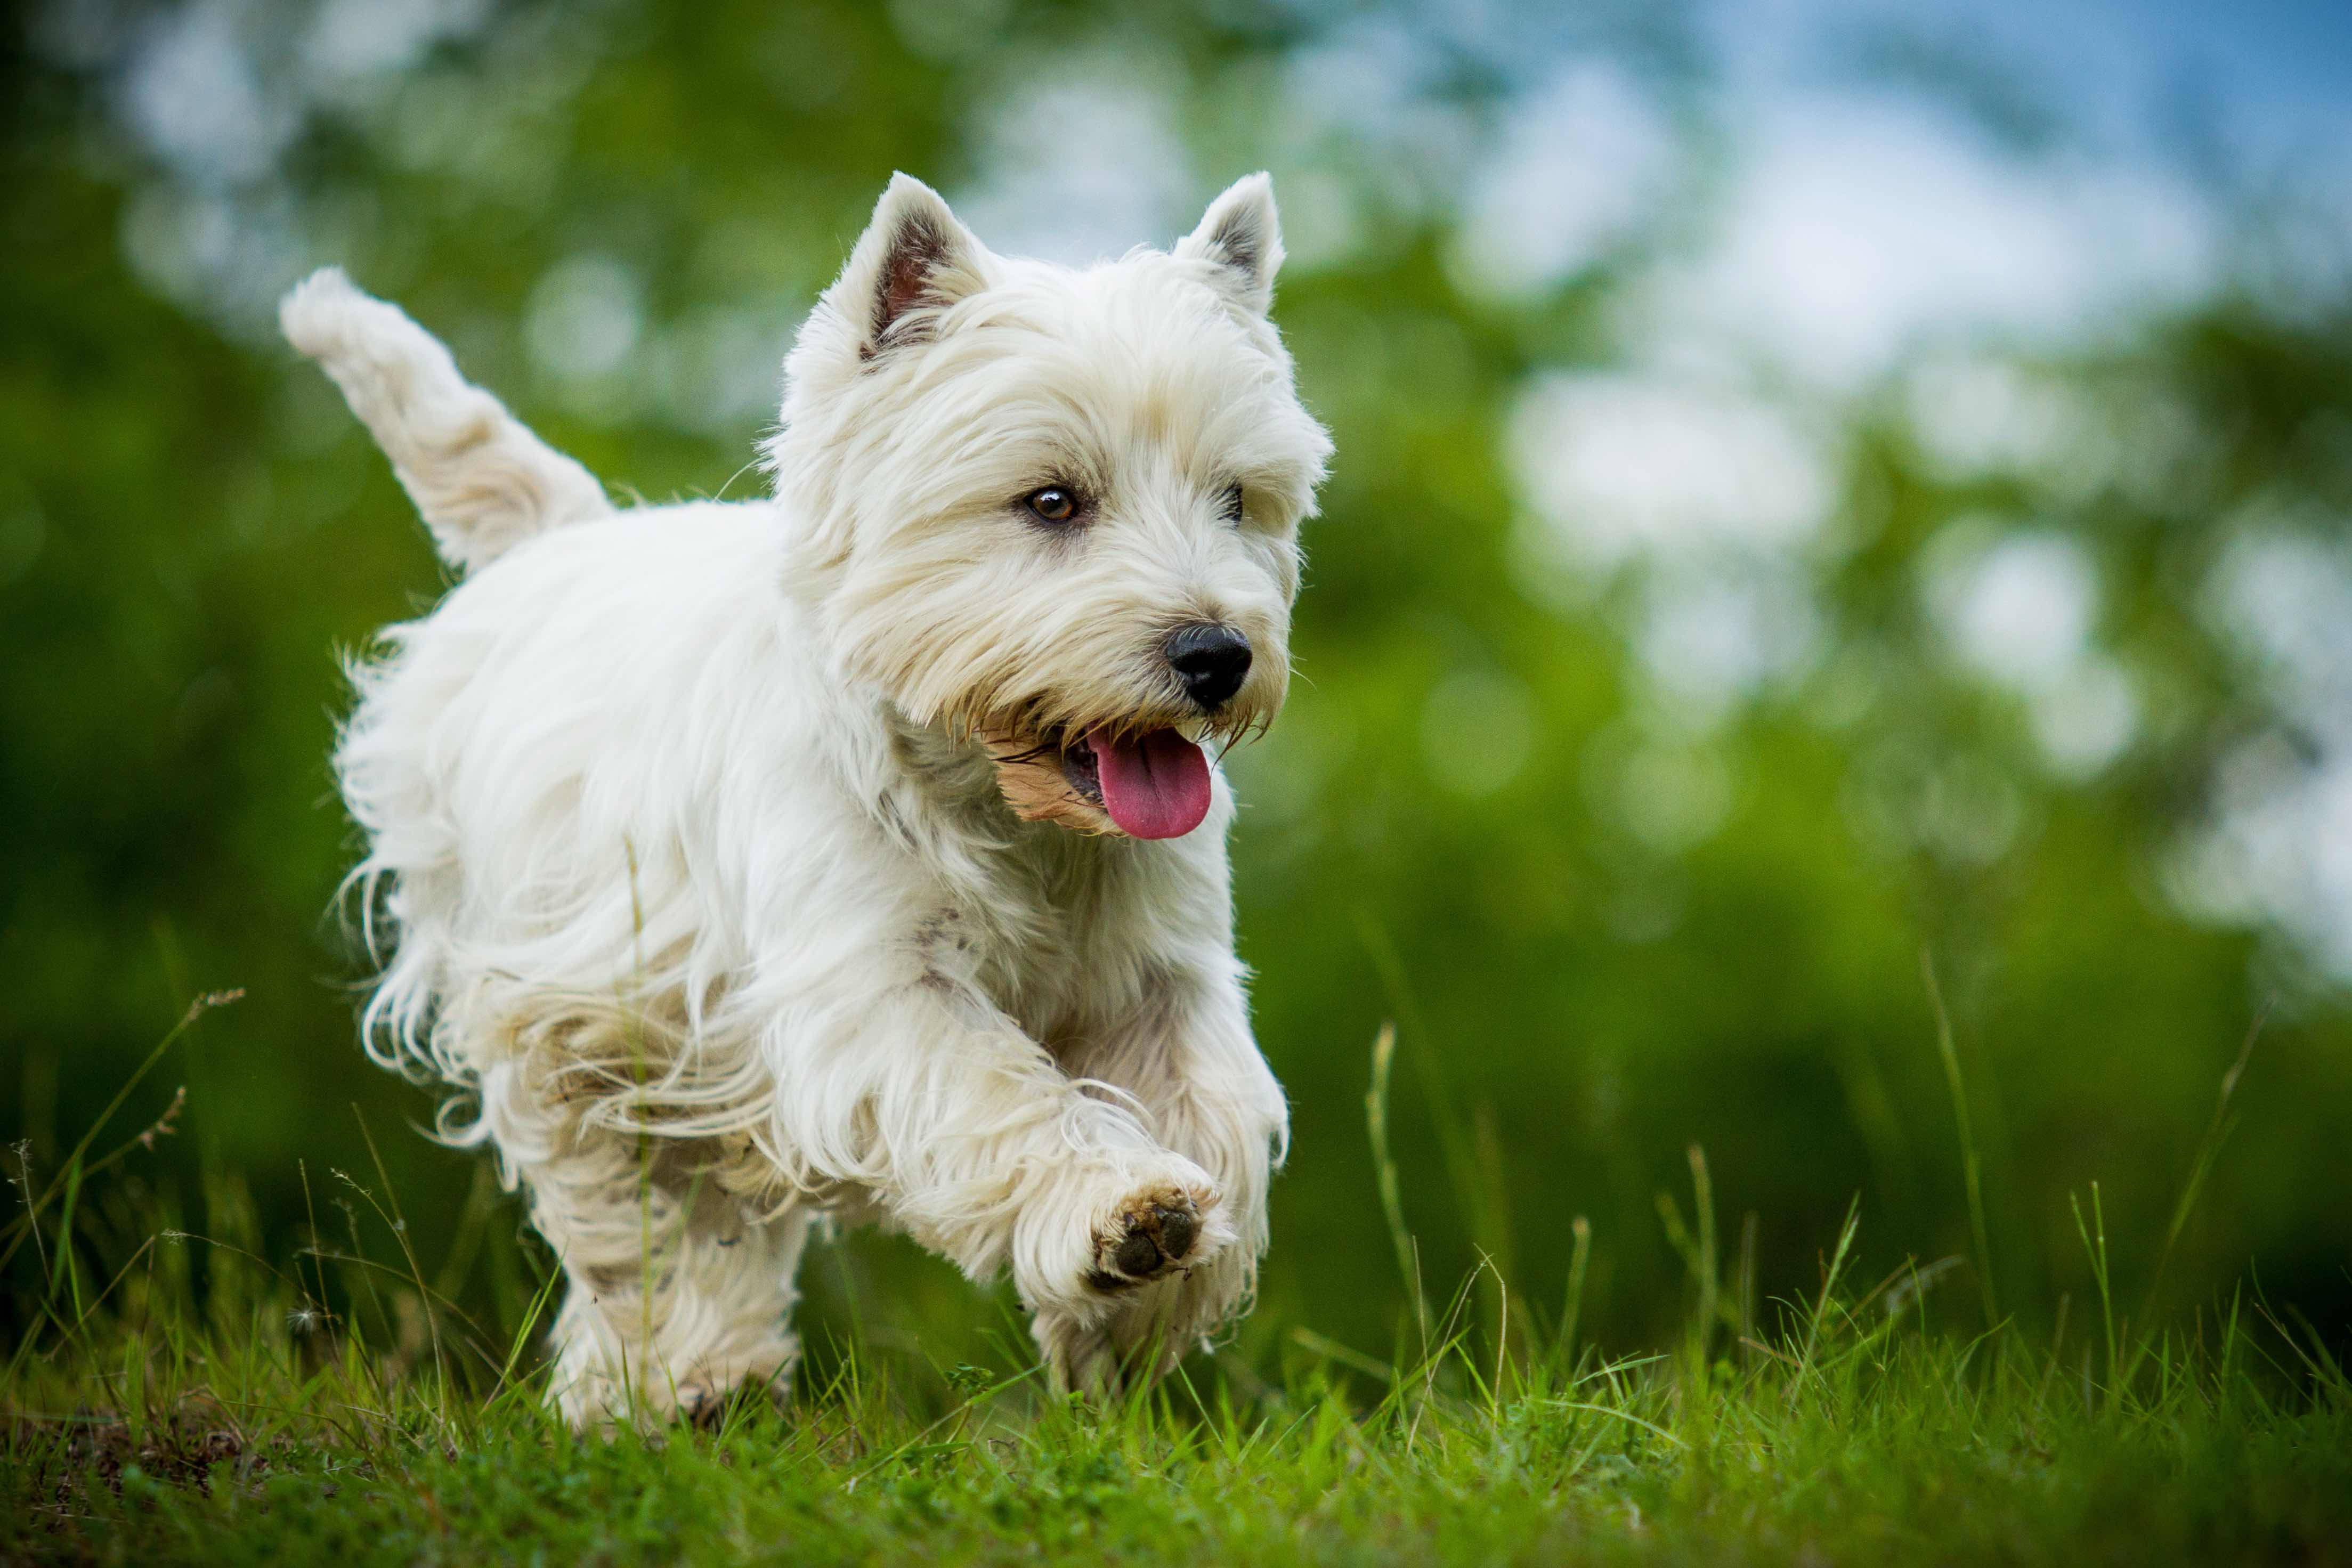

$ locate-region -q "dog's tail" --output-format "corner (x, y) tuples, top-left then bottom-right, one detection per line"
(280, 268), (613, 573)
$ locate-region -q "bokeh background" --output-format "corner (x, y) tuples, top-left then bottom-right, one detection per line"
(7, 0), (2352, 1370)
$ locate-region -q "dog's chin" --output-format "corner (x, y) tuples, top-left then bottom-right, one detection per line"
(982, 720), (1225, 840)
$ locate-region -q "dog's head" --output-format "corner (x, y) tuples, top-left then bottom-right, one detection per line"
(766, 174), (1332, 840)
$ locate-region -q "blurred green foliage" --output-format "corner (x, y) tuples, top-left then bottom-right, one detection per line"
(4, 0), (2350, 1369)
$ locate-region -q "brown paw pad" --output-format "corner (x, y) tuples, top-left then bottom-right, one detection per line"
(1086, 1196), (1202, 1293)
(680, 1378), (783, 1433)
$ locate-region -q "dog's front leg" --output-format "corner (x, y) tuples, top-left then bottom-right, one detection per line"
(764, 978), (1236, 1374)
(1043, 959), (1287, 1390)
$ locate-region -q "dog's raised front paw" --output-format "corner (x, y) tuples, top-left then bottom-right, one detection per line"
(1085, 1188), (1206, 1293)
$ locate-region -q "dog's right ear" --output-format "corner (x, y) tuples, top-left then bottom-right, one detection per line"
(836, 174), (989, 359)
(1177, 174), (1283, 317)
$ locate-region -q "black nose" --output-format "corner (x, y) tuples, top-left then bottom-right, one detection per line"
(1164, 623), (1253, 711)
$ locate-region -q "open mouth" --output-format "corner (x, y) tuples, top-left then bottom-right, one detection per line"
(1000, 724), (1214, 840)
(1060, 729), (1105, 805)
(1067, 726), (1212, 839)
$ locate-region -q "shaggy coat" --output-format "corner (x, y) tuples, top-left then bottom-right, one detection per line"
(284, 174), (1332, 1426)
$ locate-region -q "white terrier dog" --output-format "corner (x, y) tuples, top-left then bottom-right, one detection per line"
(282, 173), (1331, 1427)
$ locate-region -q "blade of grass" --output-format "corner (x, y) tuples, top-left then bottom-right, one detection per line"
(350, 1108), (450, 1410)
(2145, 1009), (2264, 1319)
(1366, 1022), (1430, 1353)
(0, 989), (241, 1273)
(2069, 1184), (2116, 1406)
(1559, 1216), (1592, 1368)
(1922, 949), (1998, 1332)
(1786, 1194), (1861, 1407)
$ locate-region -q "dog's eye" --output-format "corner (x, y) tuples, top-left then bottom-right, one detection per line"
(1025, 486), (1079, 525)
(1219, 484), (1245, 524)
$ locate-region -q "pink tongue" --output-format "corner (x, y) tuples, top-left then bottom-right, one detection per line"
(1089, 726), (1212, 840)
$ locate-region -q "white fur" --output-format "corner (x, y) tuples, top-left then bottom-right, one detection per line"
(289, 174), (1332, 1427)
(281, 270), (612, 571)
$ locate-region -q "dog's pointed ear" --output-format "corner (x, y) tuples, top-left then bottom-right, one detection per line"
(837, 174), (988, 356)
(1177, 173), (1284, 316)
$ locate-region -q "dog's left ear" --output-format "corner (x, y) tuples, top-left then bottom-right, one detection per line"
(1177, 173), (1284, 316)
(837, 173), (990, 357)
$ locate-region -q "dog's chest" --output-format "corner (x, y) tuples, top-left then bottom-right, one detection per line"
(878, 720), (1175, 1049)
(918, 838), (1156, 1051)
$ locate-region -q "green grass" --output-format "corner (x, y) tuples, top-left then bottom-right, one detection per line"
(5, 998), (2350, 1566)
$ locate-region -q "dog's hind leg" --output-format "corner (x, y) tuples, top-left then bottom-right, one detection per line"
(479, 1063), (806, 1431)
(280, 267), (612, 573)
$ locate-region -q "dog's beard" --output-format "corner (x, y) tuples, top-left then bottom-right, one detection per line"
(898, 637), (1280, 841)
